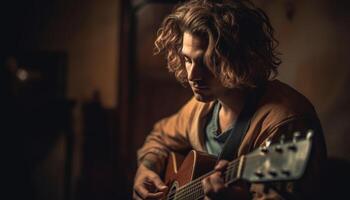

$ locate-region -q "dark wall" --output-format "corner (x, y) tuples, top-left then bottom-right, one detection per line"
(1, 0), (120, 200)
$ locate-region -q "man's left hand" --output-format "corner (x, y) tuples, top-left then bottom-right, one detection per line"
(202, 160), (249, 200)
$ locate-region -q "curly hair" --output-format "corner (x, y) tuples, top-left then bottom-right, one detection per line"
(154, 0), (281, 89)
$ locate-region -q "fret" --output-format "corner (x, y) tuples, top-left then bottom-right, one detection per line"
(225, 162), (234, 183)
(225, 166), (230, 183)
(174, 160), (240, 200)
(236, 155), (245, 179)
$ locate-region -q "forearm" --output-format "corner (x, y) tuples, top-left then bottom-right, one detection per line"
(139, 152), (166, 175)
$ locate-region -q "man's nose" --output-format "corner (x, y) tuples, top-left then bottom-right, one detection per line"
(187, 62), (202, 82)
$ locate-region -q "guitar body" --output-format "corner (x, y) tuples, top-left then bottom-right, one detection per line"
(163, 150), (217, 200)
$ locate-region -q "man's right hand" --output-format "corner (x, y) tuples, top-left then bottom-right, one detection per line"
(133, 164), (168, 200)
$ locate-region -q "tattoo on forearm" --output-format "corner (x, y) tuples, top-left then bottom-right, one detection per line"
(142, 158), (158, 172)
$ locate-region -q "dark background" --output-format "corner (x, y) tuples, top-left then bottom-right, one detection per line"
(1, 0), (349, 199)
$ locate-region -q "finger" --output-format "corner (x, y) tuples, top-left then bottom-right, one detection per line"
(203, 175), (224, 200)
(202, 176), (214, 196)
(150, 175), (168, 191)
(133, 191), (143, 200)
(209, 172), (226, 193)
(134, 184), (164, 200)
(214, 160), (229, 171)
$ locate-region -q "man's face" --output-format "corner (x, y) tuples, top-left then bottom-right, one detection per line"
(181, 32), (227, 102)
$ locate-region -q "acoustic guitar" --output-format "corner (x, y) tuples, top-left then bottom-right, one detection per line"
(163, 131), (313, 200)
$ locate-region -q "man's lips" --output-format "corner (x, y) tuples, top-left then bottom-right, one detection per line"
(190, 81), (209, 91)
(192, 85), (209, 92)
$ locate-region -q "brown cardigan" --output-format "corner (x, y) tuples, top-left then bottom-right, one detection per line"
(137, 80), (327, 199)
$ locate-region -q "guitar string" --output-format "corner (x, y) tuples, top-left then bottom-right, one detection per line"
(166, 157), (245, 200)
(166, 169), (233, 200)
(166, 163), (237, 200)
(166, 153), (272, 200)
(168, 163), (234, 198)
(166, 158), (241, 200)
(180, 169), (235, 200)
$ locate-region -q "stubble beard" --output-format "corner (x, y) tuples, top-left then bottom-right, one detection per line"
(193, 91), (214, 102)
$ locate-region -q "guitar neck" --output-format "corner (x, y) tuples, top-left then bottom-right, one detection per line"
(167, 133), (313, 200)
(170, 157), (244, 200)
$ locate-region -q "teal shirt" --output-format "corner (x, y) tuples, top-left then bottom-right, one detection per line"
(205, 101), (235, 156)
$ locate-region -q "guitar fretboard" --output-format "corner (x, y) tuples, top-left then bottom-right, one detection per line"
(166, 157), (243, 200)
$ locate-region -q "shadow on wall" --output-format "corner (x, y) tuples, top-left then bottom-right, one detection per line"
(0, 52), (74, 200)
(76, 90), (118, 200)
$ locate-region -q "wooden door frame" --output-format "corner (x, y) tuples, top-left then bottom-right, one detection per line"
(117, 0), (183, 170)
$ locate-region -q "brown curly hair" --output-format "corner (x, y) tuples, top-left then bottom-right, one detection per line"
(154, 0), (281, 88)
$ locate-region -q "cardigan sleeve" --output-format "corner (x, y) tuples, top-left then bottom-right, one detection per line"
(136, 97), (199, 173)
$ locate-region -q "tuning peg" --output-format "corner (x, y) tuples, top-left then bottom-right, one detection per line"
(265, 139), (272, 147)
(260, 139), (271, 154)
(274, 145), (283, 153)
(255, 170), (264, 178)
(268, 169), (278, 177)
(287, 144), (297, 152)
(293, 131), (301, 143)
(281, 169), (291, 176)
(306, 129), (314, 140)
(260, 146), (269, 154)
(279, 134), (285, 144)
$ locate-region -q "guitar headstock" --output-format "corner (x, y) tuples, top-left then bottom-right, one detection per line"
(241, 130), (313, 183)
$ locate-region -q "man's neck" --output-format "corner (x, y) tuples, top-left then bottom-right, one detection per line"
(216, 89), (246, 133)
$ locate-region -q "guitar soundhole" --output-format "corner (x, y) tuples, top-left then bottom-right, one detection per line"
(166, 181), (178, 200)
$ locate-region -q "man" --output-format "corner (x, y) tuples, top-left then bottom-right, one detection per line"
(133, 0), (327, 199)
